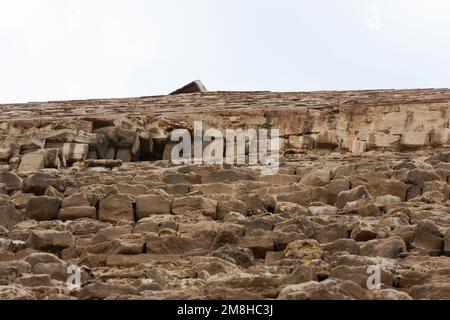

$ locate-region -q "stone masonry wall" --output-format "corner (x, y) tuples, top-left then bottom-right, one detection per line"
(0, 89), (449, 172)
(1, 88), (450, 300)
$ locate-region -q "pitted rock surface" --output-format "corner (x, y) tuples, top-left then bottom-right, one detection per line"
(0, 89), (450, 300)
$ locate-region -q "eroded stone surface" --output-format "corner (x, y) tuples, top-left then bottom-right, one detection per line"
(0, 89), (450, 300)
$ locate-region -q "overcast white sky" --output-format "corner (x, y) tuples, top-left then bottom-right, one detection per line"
(0, 0), (449, 103)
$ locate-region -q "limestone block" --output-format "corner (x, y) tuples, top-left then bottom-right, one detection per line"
(43, 148), (62, 169)
(350, 139), (367, 154)
(401, 131), (430, 149)
(63, 143), (89, 162)
(380, 111), (407, 135)
(367, 132), (400, 149)
(98, 194), (134, 223)
(288, 135), (314, 150)
(18, 152), (44, 173)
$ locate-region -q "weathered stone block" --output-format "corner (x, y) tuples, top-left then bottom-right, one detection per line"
(63, 143), (89, 163)
(59, 206), (97, 221)
(0, 169), (22, 191)
(18, 152), (44, 172)
(335, 185), (371, 209)
(98, 194), (134, 223)
(26, 230), (74, 251)
(135, 194), (172, 219)
(401, 131), (430, 149)
(172, 196), (217, 218)
(0, 148), (12, 161)
(26, 196), (61, 221)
